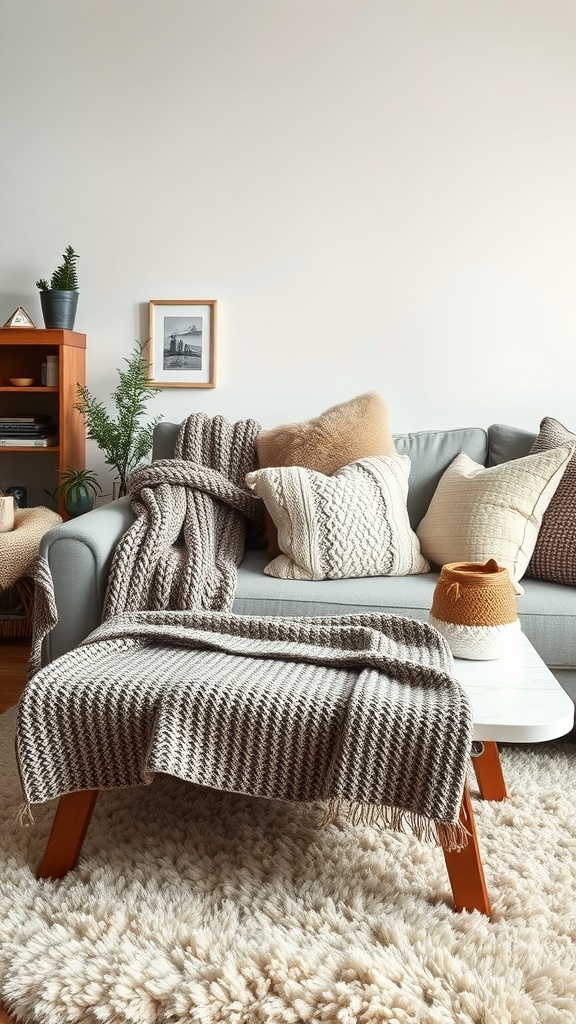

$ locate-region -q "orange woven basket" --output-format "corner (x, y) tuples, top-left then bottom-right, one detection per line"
(431, 559), (517, 627)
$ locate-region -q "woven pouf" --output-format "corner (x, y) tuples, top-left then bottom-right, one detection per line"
(429, 558), (520, 660)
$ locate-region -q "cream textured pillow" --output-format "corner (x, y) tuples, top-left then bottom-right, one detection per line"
(245, 455), (429, 581)
(416, 447), (573, 594)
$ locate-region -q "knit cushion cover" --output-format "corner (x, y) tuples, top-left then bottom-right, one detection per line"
(255, 392), (396, 555)
(526, 417), (576, 585)
(416, 446), (572, 595)
(245, 455), (429, 581)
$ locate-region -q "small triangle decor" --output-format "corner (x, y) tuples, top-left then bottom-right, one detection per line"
(2, 307), (36, 328)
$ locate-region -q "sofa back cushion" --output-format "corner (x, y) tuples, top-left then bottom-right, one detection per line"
(392, 427), (488, 529)
(153, 421), (181, 461)
(153, 422), (489, 531)
(487, 423), (536, 466)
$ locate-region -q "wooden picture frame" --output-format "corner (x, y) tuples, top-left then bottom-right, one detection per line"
(147, 299), (217, 388)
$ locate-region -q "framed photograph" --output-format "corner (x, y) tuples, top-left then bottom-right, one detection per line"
(148, 299), (217, 388)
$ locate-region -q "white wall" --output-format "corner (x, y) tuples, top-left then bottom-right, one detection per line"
(2, 0), (575, 487)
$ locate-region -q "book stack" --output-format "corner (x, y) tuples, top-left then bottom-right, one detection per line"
(0, 415), (58, 447)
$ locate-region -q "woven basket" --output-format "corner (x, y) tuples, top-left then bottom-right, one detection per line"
(430, 558), (520, 660)
(0, 577), (34, 639)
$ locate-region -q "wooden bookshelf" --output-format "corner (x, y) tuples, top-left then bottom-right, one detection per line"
(0, 329), (86, 515)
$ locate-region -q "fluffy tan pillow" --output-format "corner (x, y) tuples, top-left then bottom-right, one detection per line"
(256, 392), (396, 553)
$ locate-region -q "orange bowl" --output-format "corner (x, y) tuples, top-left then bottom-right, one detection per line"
(9, 377), (34, 387)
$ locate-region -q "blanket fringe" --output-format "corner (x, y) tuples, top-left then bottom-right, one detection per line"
(14, 801), (34, 826)
(320, 798), (469, 851)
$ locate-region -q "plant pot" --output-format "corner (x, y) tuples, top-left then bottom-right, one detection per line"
(64, 484), (94, 518)
(40, 290), (79, 330)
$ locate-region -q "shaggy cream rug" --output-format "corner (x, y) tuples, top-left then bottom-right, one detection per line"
(1, 706), (575, 1024)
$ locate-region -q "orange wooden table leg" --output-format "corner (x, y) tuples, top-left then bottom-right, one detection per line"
(472, 741), (508, 801)
(37, 790), (99, 879)
(443, 786), (491, 916)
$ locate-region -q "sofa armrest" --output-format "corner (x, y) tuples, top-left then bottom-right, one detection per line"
(39, 496), (135, 664)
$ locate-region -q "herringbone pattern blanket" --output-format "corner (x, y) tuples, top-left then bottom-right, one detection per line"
(22, 412), (473, 850)
(17, 610), (472, 849)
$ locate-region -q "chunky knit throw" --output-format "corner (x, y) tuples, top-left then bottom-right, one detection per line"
(17, 609), (472, 849)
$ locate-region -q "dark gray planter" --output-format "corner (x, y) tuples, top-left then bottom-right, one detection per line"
(40, 290), (79, 330)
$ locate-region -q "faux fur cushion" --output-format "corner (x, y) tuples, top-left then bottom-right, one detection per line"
(255, 392), (396, 553)
(526, 417), (576, 585)
(416, 447), (572, 595)
(245, 456), (429, 581)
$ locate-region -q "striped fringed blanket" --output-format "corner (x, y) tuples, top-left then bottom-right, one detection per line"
(16, 609), (473, 850)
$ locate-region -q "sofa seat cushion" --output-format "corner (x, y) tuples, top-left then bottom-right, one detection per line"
(233, 549), (439, 620)
(514, 577), (576, 669)
(233, 553), (576, 672)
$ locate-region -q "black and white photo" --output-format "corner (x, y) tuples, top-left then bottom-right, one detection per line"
(148, 300), (216, 387)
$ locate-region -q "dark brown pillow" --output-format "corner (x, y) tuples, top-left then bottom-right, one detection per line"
(526, 416), (576, 585)
(255, 392), (396, 554)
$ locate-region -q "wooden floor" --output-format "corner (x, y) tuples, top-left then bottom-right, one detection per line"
(0, 637), (29, 713)
(0, 638), (30, 1024)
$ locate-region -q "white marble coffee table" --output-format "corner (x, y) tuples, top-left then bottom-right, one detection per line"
(442, 631), (574, 916)
(454, 631), (574, 745)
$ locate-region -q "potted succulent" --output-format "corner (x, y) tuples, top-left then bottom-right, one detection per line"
(75, 342), (162, 498)
(36, 245), (80, 330)
(53, 467), (102, 518)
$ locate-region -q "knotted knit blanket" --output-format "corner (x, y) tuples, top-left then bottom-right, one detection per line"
(16, 609), (472, 850)
(28, 412), (264, 674)
(102, 412), (265, 618)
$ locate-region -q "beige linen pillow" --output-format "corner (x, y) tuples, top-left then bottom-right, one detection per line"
(245, 455), (429, 581)
(526, 417), (576, 585)
(256, 392), (396, 554)
(416, 447), (573, 594)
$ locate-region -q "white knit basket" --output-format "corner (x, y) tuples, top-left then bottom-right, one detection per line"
(429, 614), (521, 661)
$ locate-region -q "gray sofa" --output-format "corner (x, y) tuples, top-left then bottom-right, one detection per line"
(39, 421), (576, 709)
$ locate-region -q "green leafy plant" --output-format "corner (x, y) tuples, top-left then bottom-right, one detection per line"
(75, 342), (162, 497)
(36, 245), (80, 291)
(53, 468), (102, 505)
